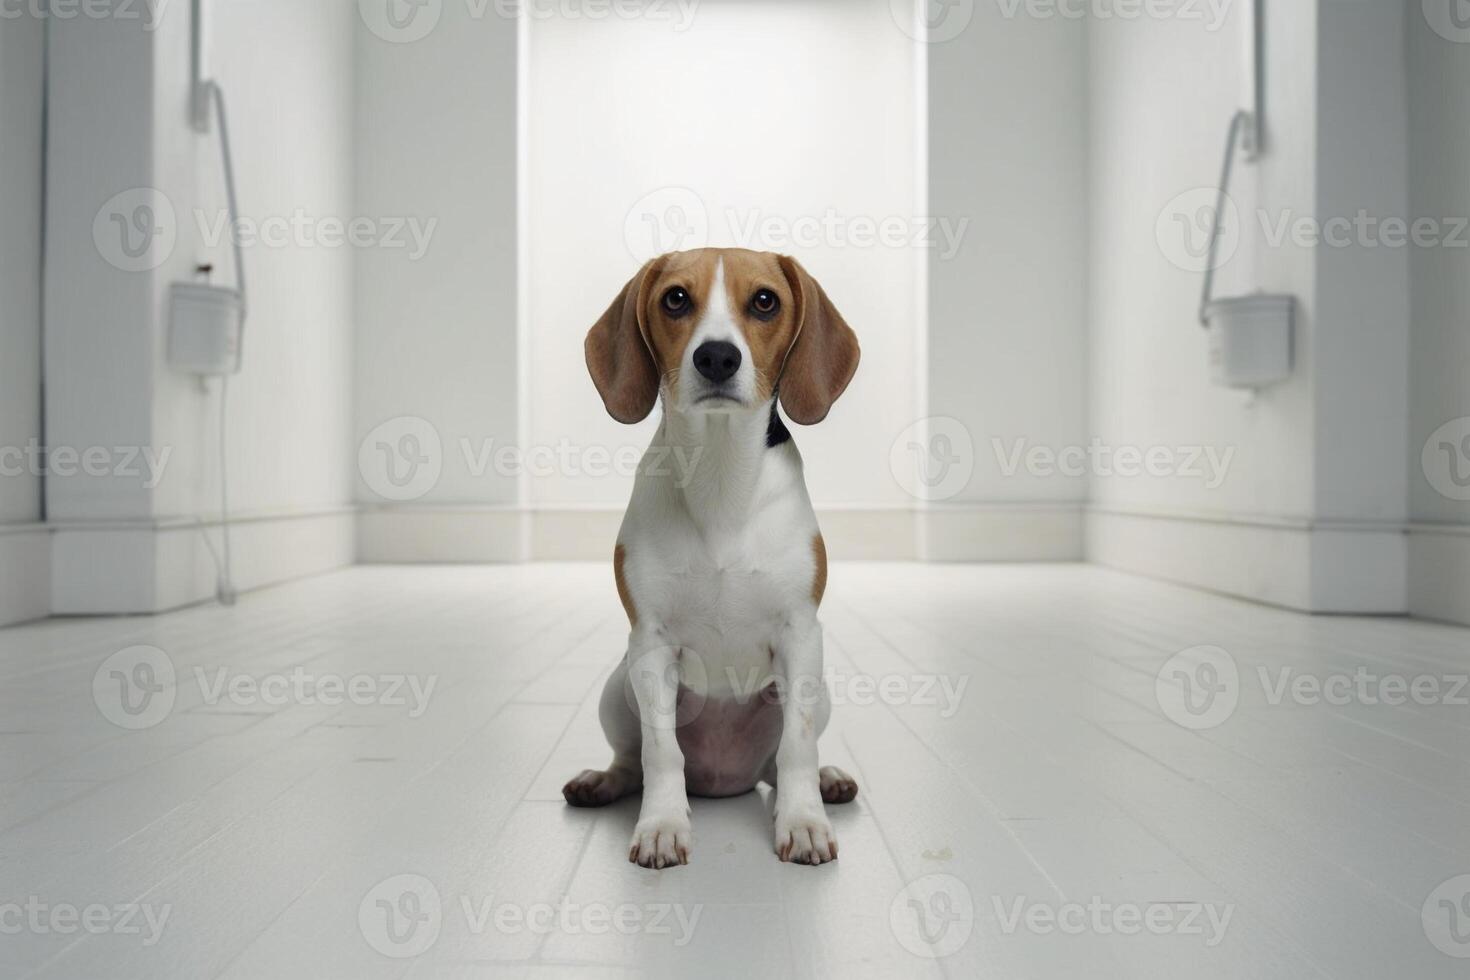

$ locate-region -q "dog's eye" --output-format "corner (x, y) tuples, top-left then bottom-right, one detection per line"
(661, 286), (692, 317)
(750, 289), (780, 319)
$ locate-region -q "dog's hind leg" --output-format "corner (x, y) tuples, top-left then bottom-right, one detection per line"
(562, 661), (644, 808)
(818, 766), (858, 804)
(762, 760), (858, 804)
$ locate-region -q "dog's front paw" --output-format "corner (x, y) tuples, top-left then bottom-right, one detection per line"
(774, 806), (838, 865)
(629, 812), (692, 869)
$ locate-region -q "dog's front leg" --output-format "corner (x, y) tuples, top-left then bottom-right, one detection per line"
(625, 630), (692, 868)
(772, 620), (838, 864)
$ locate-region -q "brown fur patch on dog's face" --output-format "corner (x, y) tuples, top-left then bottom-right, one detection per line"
(640, 249), (801, 403)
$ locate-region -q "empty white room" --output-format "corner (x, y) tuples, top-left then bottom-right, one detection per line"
(1, 1), (1469, 977)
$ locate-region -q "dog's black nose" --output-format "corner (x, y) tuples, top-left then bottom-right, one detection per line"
(692, 341), (741, 384)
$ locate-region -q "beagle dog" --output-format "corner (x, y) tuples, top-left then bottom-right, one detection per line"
(562, 247), (861, 868)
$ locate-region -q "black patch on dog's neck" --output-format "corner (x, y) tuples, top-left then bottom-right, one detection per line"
(766, 400), (792, 448)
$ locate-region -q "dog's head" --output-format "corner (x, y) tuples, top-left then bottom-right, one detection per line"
(585, 248), (860, 426)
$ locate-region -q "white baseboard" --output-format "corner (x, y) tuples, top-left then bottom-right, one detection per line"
(50, 507), (355, 615)
(0, 523), (51, 626)
(354, 504), (1086, 563)
(358, 506), (528, 563)
(1086, 506), (1407, 614)
(921, 503), (1084, 561)
(24, 504), (1454, 624)
(1408, 524), (1470, 626)
(530, 509), (622, 561)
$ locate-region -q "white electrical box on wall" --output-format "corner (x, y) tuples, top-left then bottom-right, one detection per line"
(1203, 293), (1293, 389)
(168, 281), (244, 375)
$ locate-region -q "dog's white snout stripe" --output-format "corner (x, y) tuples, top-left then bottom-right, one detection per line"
(680, 259), (756, 404)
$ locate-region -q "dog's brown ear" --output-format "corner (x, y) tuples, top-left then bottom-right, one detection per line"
(586, 257), (663, 424)
(776, 255), (860, 425)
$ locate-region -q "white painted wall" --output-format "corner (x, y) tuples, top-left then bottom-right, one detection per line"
(524, 0), (921, 510)
(1087, 1), (1317, 523)
(928, 6), (1086, 506)
(1407, 4), (1470, 623)
(0, 9), (49, 626)
(0, 10), (45, 527)
(45, 1), (357, 612)
(1312, 0), (1409, 528)
(45, 13), (158, 524)
(153, 0), (358, 521)
(1085, 2), (1412, 612)
(925, 4), (1087, 559)
(1408, 7), (1470, 528)
(354, 3), (519, 510)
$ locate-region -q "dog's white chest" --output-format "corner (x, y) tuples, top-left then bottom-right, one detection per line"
(629, 526), (815, 697)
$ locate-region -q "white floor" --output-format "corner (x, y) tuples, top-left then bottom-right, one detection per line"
(2, 564), (1469, 979)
